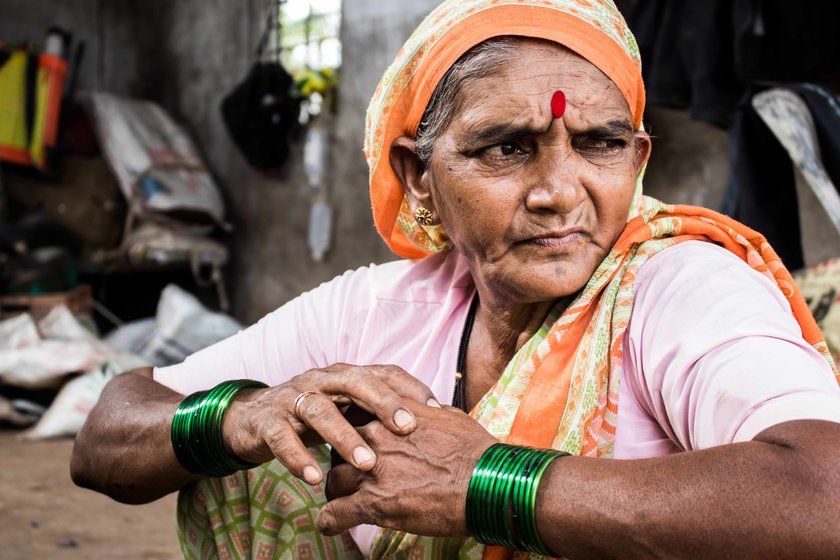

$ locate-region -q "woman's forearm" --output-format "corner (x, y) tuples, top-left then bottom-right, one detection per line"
(535, 419), (840, 559)
(70, 368), (199, 504)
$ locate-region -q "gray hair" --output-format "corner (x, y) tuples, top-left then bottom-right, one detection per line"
(414, 36), (524, 165)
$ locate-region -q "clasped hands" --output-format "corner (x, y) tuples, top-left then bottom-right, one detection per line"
(221, 363), (496, 537)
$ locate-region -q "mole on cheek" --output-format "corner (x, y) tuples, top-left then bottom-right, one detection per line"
(551, 90), (566, 119)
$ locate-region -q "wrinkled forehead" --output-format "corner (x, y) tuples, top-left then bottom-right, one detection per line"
(444, 38), (629, 116)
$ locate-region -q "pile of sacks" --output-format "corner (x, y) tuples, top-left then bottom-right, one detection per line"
(0, 284), (241, 439)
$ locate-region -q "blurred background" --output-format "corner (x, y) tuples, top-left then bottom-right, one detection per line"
(1, 0), (839, 557)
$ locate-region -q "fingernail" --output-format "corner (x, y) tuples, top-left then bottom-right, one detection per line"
(353, 446), (375, 466)
(426, 397), (442, 408)
(394, 408), (416, 428)
(303, 466), (321, 484)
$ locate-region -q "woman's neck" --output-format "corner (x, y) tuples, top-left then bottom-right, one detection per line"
(473, 295), (556, 360)
(461, 286), (570, 410)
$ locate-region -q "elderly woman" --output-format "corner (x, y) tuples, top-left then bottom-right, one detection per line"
(72, 0), (840, 558)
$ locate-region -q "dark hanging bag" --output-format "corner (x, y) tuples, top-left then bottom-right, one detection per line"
(221, 11), (301, 173)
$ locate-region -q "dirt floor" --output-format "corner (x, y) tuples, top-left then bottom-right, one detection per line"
(0, 430), (180, 559)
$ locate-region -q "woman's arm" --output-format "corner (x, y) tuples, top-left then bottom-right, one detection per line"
(318, 404), (840, 559)
(71, 364), (439, 505)
(71, 368), (198, 504)
(535, 419), (840, 559)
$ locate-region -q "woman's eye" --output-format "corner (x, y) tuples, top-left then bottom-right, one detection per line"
(483, 142), (527, 159)
(578, 138), (627, 153)
(499, 143), (519, 156)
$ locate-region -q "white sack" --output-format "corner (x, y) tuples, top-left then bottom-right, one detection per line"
(0, 313), (40, 350)
(22, 308), (148, 439)
(104, 318), (156, 355)
(23, 364), (116, 439)
(136, 284), (241, 366)
(0, 339), (104, 389)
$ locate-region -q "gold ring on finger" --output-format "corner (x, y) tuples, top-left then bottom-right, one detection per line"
(293, 391), (318, 419)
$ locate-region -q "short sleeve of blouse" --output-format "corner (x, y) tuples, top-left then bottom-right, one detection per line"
(622, 241), (840, 450)
(153, 266), (375, 395)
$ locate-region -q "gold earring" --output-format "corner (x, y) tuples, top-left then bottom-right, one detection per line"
(414, 207), (434, 226)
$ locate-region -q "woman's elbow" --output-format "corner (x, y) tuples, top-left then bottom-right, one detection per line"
(70, 438), (162, 505)
(69, 421), (107, 495)
(758, 420), (840, 554)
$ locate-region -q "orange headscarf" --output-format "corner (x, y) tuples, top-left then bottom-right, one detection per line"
(365, 0), (645, 259)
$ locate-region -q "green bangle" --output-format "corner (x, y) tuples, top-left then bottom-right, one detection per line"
(468, 443), (507, 545)
(466, 443), (568, 555)
(497, 446), (537, 549)
(171, 379), (268, 478)
(512, 448), (545, 546)
(519, 450), (561, 556)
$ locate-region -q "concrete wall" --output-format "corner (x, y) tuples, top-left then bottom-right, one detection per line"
(0, 0), (163, 95)
(0, 0), (101, 90)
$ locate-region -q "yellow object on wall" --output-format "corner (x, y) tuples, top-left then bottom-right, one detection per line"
(0, 48), (67, 169)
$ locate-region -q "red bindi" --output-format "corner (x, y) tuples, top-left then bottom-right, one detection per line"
(551, 90), (566, 119)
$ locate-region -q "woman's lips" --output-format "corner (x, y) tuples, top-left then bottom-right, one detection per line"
(524, 231), (587, 250)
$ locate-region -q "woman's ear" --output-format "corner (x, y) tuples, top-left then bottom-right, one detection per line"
(389, 136), (435, 213)
(633, 131), (652, 173)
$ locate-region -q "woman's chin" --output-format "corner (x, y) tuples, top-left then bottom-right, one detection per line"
(483, 259), (596, 304)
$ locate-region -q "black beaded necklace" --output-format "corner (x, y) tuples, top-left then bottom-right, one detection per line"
(452, 294), (479, 411)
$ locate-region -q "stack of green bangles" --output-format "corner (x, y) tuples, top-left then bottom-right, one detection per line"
(171, 379), (268, 478)
(466, 443), (569, 555)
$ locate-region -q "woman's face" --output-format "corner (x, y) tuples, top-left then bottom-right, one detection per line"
(419, 40), (650, 303)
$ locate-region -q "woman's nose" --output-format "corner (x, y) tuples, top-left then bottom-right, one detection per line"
(523, 146), (585, 214)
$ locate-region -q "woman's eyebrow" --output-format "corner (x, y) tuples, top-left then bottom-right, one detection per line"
(460, 118), (633, 147)
(461, 122), (548, 147)
(580, 119), (634, 137)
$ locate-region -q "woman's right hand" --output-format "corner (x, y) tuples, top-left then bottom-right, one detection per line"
(221, 363), (440, 486)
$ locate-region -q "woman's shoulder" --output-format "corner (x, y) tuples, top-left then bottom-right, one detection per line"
(625, 238), (810, 382)
(621, 240), (840, 454)
(635, 240), (790, 308)
(321, 250), (473, 305)
(640, 239), (756, 273)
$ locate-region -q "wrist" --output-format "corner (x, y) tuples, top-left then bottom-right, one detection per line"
(465, 443), (568, 554)
(221, 387), (267, 464)
(170, 380), (268, 478)
(454, 439), (497, 536)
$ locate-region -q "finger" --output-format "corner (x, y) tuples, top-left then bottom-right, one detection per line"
(318, 372), (419, 435)
(297, 392), (378, 471)
(356, 419), (389, 444)
(318, 363), (440, 408)
(410, 400), (471, 418)
(373, 364), (442, 408)
(317, 494), (372, 536)
(325, 463), (364, 501)
(262, 422), (323, 485)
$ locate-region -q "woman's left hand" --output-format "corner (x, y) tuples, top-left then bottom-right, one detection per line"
(317, 400), (496, 537)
